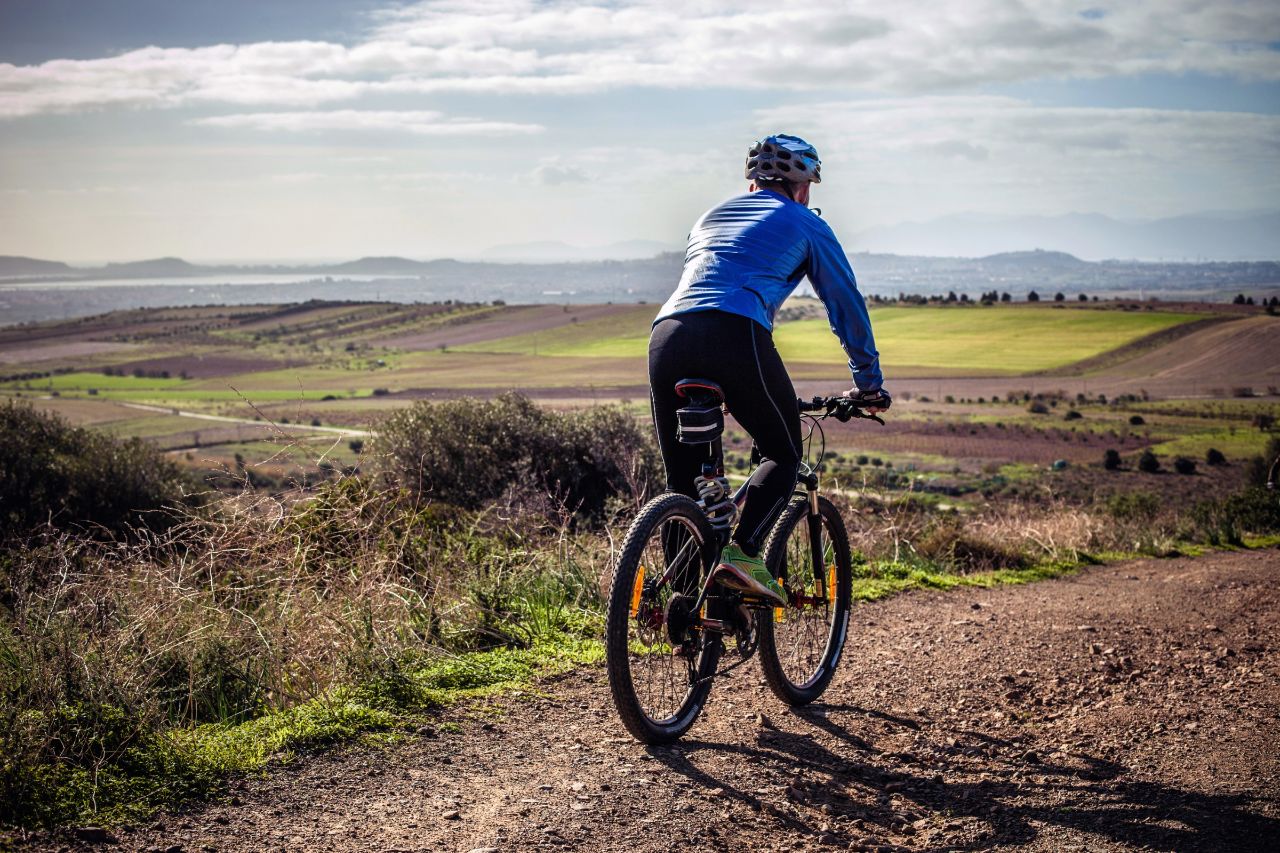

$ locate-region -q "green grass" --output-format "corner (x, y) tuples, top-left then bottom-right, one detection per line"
(1148, 428), (1272, 460)
(775, 306), (1203, 373)
(6, 630), (604, 829)
(449, 305), (1203, 375)
(1, 372), (187, 392)
(850, 557), (1082, 601)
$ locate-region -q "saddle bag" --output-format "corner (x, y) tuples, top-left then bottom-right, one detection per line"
(676, 402), (724, 444)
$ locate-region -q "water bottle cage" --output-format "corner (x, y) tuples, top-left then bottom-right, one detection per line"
(695, 473), (737, 532)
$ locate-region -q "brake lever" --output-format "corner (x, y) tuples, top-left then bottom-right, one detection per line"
(825, 398), (886, 426)
(842, 403), (885, 426)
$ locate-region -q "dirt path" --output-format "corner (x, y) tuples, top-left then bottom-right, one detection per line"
(62, 549), (1280, 852)
(114, 401), (372, 438)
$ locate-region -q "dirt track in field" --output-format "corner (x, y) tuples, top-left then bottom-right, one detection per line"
(43, 548), (1280, 853)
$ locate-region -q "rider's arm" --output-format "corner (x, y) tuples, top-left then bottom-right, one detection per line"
(804, 220), (884, 392)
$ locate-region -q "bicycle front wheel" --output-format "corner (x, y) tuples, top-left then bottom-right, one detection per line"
(758, 494), (852, 706)
(605, 492), (722, 744)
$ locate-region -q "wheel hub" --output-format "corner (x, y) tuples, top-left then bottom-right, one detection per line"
(665, 593), (696, 646)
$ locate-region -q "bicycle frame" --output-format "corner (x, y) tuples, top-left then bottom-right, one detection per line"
(653, 398), (863, 636)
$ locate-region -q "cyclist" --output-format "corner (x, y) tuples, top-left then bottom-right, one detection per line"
(649, 134), (889, 607)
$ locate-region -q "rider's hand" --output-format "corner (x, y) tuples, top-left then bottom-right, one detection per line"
(845, 387), (891, 414)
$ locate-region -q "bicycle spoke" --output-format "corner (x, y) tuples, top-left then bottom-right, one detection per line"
(625, 515), (702, 723)
(773, 511), (837, 688)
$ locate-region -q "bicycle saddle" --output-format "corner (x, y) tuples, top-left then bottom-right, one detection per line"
(674, 378), (724, 406)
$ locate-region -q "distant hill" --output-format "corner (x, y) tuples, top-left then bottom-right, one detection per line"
(0, 255), (76, 278)
(854, 211), (1280, 261)
(977, 250), (1091, 270)
(323, 256), (437, 275)
(101, 257), (203, 277)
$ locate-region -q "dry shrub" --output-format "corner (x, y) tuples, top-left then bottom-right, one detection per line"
(838, 485), (1108, 572)
(3, 479), (446, 730)
(913, 519), (1027, 573)
(971, 505), (1101, 563)
(376, 392), (661, 521)
(1, 469), (617, 827)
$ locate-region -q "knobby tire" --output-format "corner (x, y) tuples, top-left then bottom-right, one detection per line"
(757, 494), (853, 705)
(605, 492), (722, 744)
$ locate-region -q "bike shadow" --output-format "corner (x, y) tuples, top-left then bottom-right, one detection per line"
(644, 703), (1279, 851)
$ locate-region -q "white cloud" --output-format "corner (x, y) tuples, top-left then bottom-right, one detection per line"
(1, 1), (1278, 118)
(532, 159), (589, 185)
(756, 96), (1280, 220)
(192, 109), (543, 135)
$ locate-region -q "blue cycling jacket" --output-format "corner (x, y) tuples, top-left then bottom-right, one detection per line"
(655, 189), (883, 391)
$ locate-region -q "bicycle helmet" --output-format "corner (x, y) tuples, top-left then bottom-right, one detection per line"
(745, 134), (821, 184)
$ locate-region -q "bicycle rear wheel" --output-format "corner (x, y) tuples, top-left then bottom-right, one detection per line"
(605, 492), (722, 744)
(758, 494), (852, 705)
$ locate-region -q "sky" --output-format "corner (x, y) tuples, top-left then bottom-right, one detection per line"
(1, 0), (1278, 263)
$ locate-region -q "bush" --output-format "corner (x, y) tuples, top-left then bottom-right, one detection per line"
(1173, 457), (1197, 475)
(1206, 448), (1227, 466)
(1244, 437), (1280, 487)
(1105, 490), (1160, 521)
(913, 520), (1027, 573)
(1064, 410), (1082, 421)
(1128, 415), (1145, 426)
(0, 400), (195, 540)
(1192, 487), (1280, 546)
(1027, 401), (1049, 415)
(1103, 449), (1122, 470)
(377, 393), (661, 520)
(1137, 449), (1161, 473)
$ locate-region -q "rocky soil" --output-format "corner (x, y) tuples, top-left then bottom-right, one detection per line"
(34, 548), (1280, 852)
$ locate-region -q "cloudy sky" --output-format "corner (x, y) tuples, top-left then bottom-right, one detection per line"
(1, 0), (1278, 262)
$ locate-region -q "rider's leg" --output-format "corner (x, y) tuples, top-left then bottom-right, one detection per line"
(648, 320), (712, 502)
(647, 311), (797, 605)
(720, 316), (802, 557)
(649, 317), (717, 595)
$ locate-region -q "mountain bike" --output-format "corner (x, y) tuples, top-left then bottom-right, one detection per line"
(605, 378), (885, 743)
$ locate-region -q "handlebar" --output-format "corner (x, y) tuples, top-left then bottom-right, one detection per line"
(797, 395), (886, 425)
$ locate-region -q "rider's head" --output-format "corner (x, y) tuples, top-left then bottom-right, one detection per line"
(746, 134), (820, 204)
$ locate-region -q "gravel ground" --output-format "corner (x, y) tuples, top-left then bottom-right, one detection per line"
(32, 547), (1280, 853)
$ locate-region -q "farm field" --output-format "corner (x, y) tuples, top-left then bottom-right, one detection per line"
(1, 298), (1277, 489)
(775, 305), (1203, 373)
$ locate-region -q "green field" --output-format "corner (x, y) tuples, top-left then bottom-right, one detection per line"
(453, 305), (1203, 374)
(775, 307), (1202, 373)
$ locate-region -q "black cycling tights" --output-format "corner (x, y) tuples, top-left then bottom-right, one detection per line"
(648, 310), (802, 556)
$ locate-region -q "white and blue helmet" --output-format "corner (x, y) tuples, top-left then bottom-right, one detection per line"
(745, 134), (821, 184)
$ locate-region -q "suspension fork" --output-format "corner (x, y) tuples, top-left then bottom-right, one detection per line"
(801, 472), (827, 606)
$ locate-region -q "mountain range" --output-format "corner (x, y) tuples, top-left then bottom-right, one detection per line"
(851, 211), (1280, 262)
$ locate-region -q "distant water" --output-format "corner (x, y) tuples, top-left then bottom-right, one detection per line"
(0, 273), (657, 326)
(0, 274), (397, 290)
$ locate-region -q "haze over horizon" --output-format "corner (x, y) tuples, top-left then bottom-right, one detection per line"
(2, 0), (1278, 263)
